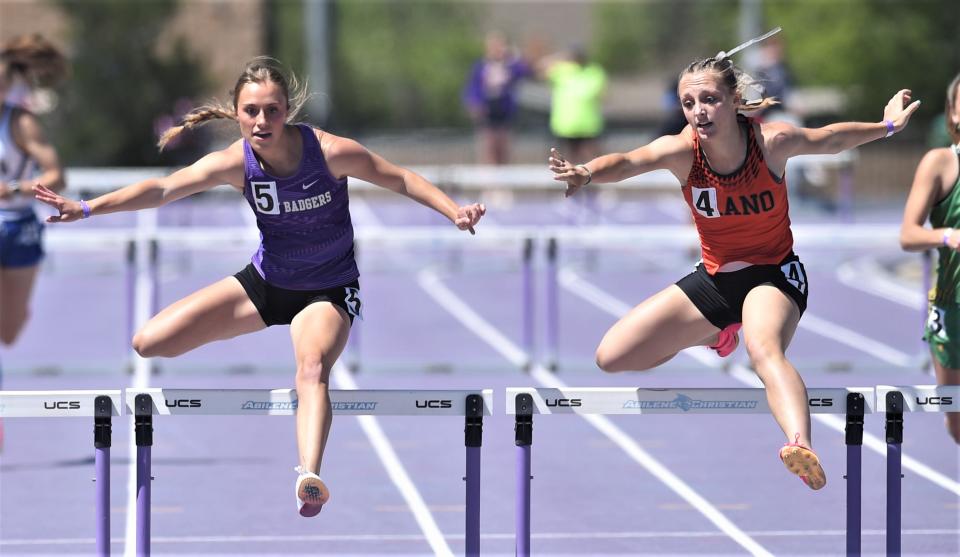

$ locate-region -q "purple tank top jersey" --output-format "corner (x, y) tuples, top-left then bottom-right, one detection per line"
(242, 124), (358, 290)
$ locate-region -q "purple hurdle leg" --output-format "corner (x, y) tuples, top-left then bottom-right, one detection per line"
(844, 392), (864, 556)
(464, 395), (483, 556)
(545, 238), (558, 371)
(125, 241), (135, 358)
(522, 237), (535, 370)
(515, 393), (533, 557)
(922, 251), (933, 361)
(136, 447), (151, 556)
(134, 394), (154, 556)
(94, 396), (113, 556)
(885, 391), (904, 557)
(845, 445), (861, 556)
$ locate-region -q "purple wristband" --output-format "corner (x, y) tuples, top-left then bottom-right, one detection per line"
(884, 120), (895, 138)
(80, 199), (91, 219)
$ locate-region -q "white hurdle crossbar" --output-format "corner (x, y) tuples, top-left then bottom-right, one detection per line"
(124, 387), (492, 557)
(506, 386), (875, 557)
(0, 390), (122, 556)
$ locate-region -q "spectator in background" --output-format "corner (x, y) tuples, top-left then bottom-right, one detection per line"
(539, 45), (607, 164)
(0, 34), (68, 451)
(657, 77), (688, 137)
(753, 37), (818, 207)
(462, 31), (532, 165)
(753, 36), (792, 120)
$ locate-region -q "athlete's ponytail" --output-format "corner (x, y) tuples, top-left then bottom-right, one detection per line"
(158, 57), (311, 151)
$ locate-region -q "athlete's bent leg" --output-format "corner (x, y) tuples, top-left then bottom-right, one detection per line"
(132, 277), (265, 358)
(595, 284), (720, 372)
(741, 285), (807, 444)
(289, 301), (350, 516)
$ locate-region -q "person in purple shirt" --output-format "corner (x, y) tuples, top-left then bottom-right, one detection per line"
(35, 57), (486, 518)
(462, 31), (532, 164)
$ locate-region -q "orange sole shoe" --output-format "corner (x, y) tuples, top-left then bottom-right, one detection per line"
(779, 437), (826, 490)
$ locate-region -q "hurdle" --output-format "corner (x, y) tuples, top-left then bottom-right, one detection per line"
(507, 386), (875, 557)
(125, 387), (492, 556)
(877, 385), (959, 557)
(0, 390), (122, 556)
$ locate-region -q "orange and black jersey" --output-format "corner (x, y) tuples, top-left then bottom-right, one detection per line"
(682, 116), (793, 275)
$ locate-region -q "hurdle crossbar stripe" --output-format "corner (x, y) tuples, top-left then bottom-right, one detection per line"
(505, 387), (875, 415)
(124, 388), (493, 416)
(0, 390), (122, 417)
(876, 385), (959, 413)
(44, 223), (903, 252)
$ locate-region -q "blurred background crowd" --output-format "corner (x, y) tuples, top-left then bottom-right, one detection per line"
(1, 0), (958, 202)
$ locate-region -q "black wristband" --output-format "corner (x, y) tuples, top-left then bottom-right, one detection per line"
(576, 164), (592, 185)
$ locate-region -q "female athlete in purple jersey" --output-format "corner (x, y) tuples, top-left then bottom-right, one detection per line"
(35, 58), (486, 517)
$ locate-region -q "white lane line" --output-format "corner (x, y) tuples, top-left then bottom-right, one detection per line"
(4, 528), (956, 546)
(798, 313), (915, 367)
(417, 269), (528, 367)
(836, 256), (924, 309)
(349, 195), (385, 229)
(727, 365), (960, 497)
(560, 267), (960, 497)
(331, 365), (453, 557)
(418, 269), (773, 557)
(529, 367), (773, 557)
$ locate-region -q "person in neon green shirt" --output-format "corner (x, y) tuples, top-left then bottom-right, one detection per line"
(541, 47), (607, 164)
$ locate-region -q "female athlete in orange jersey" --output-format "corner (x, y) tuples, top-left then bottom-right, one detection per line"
(550, 54), (919, 490)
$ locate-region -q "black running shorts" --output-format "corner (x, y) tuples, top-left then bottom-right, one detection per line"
(676, 253), (808, 330)
(233, 263), (362, 326)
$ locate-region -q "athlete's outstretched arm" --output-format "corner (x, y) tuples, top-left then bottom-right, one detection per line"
(549, 132), (690, 197)
(35, 144), (245, 223)
(900, 147), (960, 251)
(767, 89), (921, 159)
(326, 136), (484, 233)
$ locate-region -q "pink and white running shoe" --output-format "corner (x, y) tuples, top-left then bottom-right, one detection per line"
(295, 465), (329, 517)
(710, 323), (742, 358)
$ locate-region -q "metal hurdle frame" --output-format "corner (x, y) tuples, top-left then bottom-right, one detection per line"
(0, 390), (122, 556)
(507, 386), (875, 557)
(125, 387), (492, 556)
(877, 385), (959, 557)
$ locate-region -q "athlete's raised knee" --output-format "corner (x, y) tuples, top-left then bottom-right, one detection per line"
(595, 347), (657, 373)
(132, 329), (183, 358)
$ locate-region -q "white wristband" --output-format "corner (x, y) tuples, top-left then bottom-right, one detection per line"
(943, 228), (954, 247)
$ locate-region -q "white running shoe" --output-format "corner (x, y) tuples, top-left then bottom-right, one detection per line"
(295, 465), (329, 517)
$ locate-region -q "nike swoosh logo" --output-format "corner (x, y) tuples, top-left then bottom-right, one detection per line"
(302, 179), (319, 190)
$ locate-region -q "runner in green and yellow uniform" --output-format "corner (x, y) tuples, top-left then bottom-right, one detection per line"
(900, 72), (960, 444)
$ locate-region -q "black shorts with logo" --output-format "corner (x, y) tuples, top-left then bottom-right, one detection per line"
(675, 253), (808, 330)
(233, 263), (362, 326)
